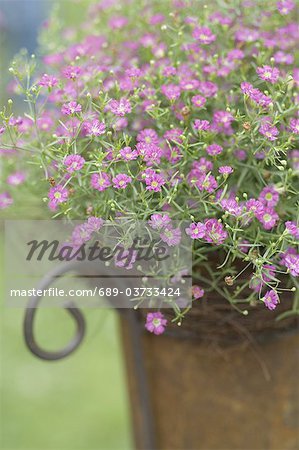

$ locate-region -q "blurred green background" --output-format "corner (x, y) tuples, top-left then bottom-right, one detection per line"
(0, 257), (132, 449)
(0, 2), (132, 449)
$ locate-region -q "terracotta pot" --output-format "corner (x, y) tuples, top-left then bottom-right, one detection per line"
(82, 258), (299, 449)
(120, 297), (299, 450)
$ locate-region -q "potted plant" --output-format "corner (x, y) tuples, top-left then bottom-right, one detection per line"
(1, 0), (298, 448)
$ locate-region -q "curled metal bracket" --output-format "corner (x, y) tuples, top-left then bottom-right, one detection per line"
(23, 262), (86, 361)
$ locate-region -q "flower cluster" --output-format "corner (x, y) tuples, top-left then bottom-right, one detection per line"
(0, 0), (298, 334)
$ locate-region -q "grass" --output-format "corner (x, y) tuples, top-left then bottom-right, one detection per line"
(0, 233), (133, 450)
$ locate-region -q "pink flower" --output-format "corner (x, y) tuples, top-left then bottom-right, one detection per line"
(198, 81), (218, 97)
(145, 312), (167, 335)
(213, 110), (234, 128)
(43, 53), (63, 66)
(37, 115), (54, 131)
(274, 51), (294, 65)
(137, 128), (159, 145)
(7, 171), (26, 186)
(114, 117), (128, 131)
(83, 119), (106, 137)
(160, 226), (181, 246)
(277, 0), (295, 15)
(115, 247), (137, 270)
(38, 74), (58, 88)
(137, 142), (162, 164)
(161, 84), (181, 101)
(144, 172), (165, 192)
(235, 27), (259, 43)
(219, 166), (233, 175)
(109, 15), (128, 29)
(91, 173), (111, 192)
(119, 146), (138, 161)
(263, 290), (279, 311)
(164, 128), (184, 143)
(210, 12), (232, 26)
(125, 67), (142, 78)
(221, 199), (242, 217)
(64, 154), (85, 173)
(246, 199), (263, 214)
(293, 68), (299, 86)
(61, 101), (82, 115)
(164, 146), (182, 164)
(163, 66), (177, 76)
(227, 49), (244, 61)
(284, 253), (299, 277)
(192, 27), (216, 45)
(191, 95), (206, 108)
(192, 285), (205, 299)
(193, 157), (213, 173)
(180, 79), (200, 91)
(259, 186), (279, 207)
(206, 144), (223, 156)
(185, 222), (206, 239)
(48, 185), (69, 205)
(204, 219), (228, 245)
(255, 206), (279, 230)
(71, 224), (92, 246)
(194, 120), (210, 131)
(285, 221), (299, 239)
(253, 91), (272, 108)
(196, 174), (218, 193)
(9, 116), (23, 127)
(0, 192), (13, 209)
(85, 216), (104, 233)
(256, 66), (280, 83)
(62, 65), (81, 79)
(109, 98), (132, 116)
(148, 214), (171, 230)
(187, 169), (202, 187)
(259, 122), (279, 141)
(16, 117), (32, 133)
(289, 119), (299, 134)
(112, 173), (132, 189)
(241, 82), (272, 108)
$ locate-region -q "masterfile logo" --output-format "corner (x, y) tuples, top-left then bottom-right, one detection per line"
(5, 220), (192, 308)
